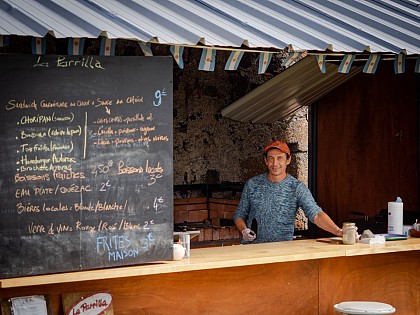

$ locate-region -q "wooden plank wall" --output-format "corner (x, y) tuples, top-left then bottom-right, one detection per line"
(0, 261), (319, 315)
(1, 251), (419, 314)
(316, 60), (419, 232)
(319, 251), (420, 315)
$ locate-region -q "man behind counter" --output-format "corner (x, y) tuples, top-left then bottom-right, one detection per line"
(234, 140), (343, 244)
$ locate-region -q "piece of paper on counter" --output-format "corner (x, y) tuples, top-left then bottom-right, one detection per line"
(11, 295), (48, 315)
(358, 235), (386, 244)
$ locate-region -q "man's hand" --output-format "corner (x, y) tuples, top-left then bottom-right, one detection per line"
(242, 228), (256, 241)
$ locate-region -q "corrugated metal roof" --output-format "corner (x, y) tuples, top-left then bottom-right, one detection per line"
(1, 0), (419, 123)
(221, 55), (362, 123)
(0, 0), (419, 54)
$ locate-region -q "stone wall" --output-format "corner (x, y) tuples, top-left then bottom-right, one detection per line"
(171, 47), (309, 188)
(170, 47), (310, 230)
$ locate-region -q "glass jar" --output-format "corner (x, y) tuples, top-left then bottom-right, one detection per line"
(342, 222), (356, 245)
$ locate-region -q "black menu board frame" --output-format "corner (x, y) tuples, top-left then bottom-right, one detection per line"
(0, 54), (173, 278)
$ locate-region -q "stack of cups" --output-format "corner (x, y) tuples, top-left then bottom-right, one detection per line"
(179, 233), (190, 258)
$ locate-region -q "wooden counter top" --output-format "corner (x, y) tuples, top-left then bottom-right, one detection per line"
(2, 237), (420, 289)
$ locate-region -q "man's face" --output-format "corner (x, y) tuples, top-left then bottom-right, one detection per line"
(264, 148), (291, 178)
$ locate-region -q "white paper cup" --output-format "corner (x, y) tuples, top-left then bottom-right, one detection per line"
(173, 244), (185, 260)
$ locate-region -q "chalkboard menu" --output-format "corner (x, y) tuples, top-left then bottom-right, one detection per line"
(0, 54), (173, 278)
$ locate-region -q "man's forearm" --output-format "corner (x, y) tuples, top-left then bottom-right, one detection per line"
(314, 211), (342, 236)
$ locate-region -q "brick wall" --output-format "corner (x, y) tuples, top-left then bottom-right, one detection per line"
(174, 198), (208, 224)
(174, 198), (241, 245)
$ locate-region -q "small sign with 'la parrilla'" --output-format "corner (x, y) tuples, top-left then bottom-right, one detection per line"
(65, 292), (113, 315)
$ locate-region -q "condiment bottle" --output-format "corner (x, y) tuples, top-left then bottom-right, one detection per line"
(342, 222), (356, 245)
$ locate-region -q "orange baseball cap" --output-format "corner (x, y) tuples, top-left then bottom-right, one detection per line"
(264, 140), (290, 155)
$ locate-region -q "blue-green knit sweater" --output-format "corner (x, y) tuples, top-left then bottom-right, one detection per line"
(234, 173), (322, 243)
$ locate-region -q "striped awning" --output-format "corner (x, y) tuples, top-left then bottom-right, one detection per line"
(1, 0), (419, 122)
(0, 0), (419, 54)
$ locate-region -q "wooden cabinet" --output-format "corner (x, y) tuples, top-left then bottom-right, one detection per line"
(1, 239), (420, 314)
